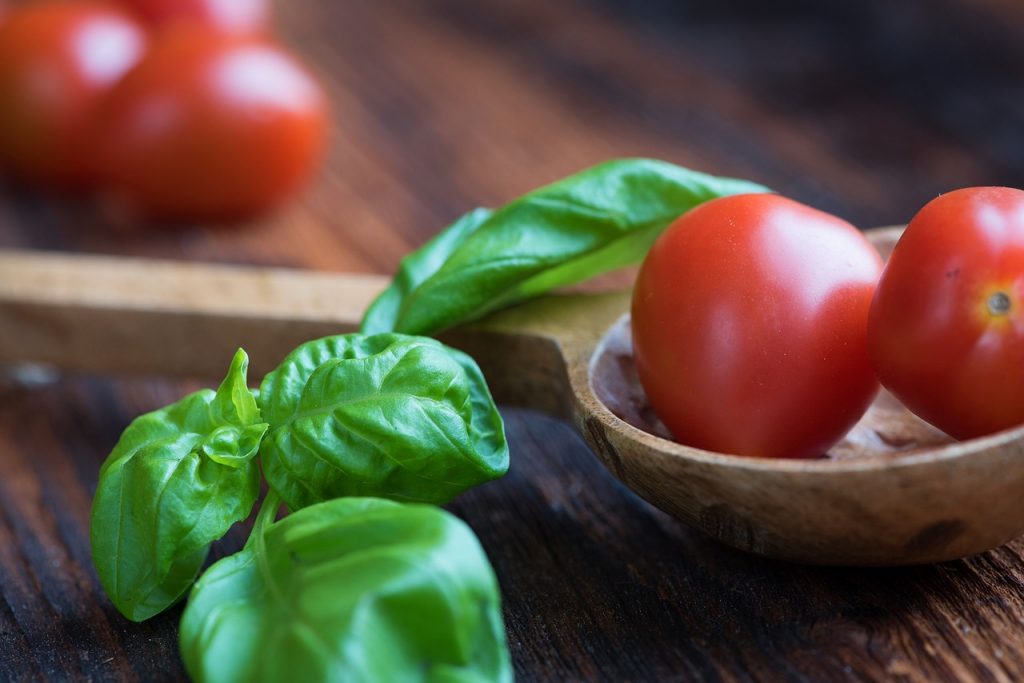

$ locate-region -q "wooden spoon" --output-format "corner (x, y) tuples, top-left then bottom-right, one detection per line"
(3, 227), (1023, 566)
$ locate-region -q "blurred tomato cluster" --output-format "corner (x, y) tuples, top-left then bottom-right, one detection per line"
(0, 0), (329, 222)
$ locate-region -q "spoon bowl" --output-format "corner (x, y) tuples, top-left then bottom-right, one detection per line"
(450, 226), (1024, 565)
(578, 314), (1024, 565)
(4, 227), (1024, 565)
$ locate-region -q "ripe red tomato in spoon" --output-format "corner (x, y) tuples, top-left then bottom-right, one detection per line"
(631, 193), (883, 459)
(869, 187), (1024, 439)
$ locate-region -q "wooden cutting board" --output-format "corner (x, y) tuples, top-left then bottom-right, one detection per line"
(2, 0), (1024, 681)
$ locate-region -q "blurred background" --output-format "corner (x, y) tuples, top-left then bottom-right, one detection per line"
(1, 0), (1022, 268)
(3, 1), (1024, 680)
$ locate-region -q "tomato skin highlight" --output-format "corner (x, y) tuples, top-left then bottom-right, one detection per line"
(116, 0), (270, 36)
(868, 187), (1024, 440)
(0, 2), (147, 187)
(631, 194), (883, 459)
(93, 28), (329, 221)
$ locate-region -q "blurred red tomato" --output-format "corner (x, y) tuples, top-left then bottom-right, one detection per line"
(94, 28), (329, 221)
(117, 0), (270, 35)
(0, 2), (147, 187)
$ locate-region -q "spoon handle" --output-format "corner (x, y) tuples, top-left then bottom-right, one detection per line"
(0, 249), (387, 378)
(0, 248), (620, 421)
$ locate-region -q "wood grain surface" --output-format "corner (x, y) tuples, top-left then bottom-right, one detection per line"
(2, 0), (1024, 681)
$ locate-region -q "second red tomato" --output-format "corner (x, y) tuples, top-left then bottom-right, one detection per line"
(94, 28), (329, 221)
(869, 187), (1024, 440)
(631, 194), (883, 459)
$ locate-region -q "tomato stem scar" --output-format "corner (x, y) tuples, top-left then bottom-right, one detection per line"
(988, 291), (1011, 316)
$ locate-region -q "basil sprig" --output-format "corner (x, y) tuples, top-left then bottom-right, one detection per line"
(180, 495), (511, 683)
(361, 158), (768, 336)
(90, 350), (267, 621)
(90, 158), (763, 681)
(259, 334), (508, 510)
(91, 337), (506, 625)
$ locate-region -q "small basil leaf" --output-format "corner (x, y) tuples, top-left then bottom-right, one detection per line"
(259, 333), (508, 509)
(180, 498), (512, 683)
(361, 158), (769, 336)
(200, 423), (268, 466)
(361, 207), (493, 336)
(91, 349), (267, 621)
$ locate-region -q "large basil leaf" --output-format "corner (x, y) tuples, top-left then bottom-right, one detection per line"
(258, 333), (508, 510)
(180, 497), (512, 683)
(361, 158), (769, 336)
(90, 349), (268, 622)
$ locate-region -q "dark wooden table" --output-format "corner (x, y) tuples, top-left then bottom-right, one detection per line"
(3, 0), (1024, 680)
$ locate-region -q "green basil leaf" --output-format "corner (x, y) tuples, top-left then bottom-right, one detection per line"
(362, 207), (494, 338)
(90, 349), (268, 621)
(361, 158), (769, 335)
(180, 497), (512, 683)
(259, 333), (508, 509)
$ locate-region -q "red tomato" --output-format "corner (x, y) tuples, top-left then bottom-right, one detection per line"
(0, 2), (147, 187)
(631, 194), (883, 459)
(869, 187), (1024, 439)
(94, 28), (329, 221)
(117, 0), (270, 35)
